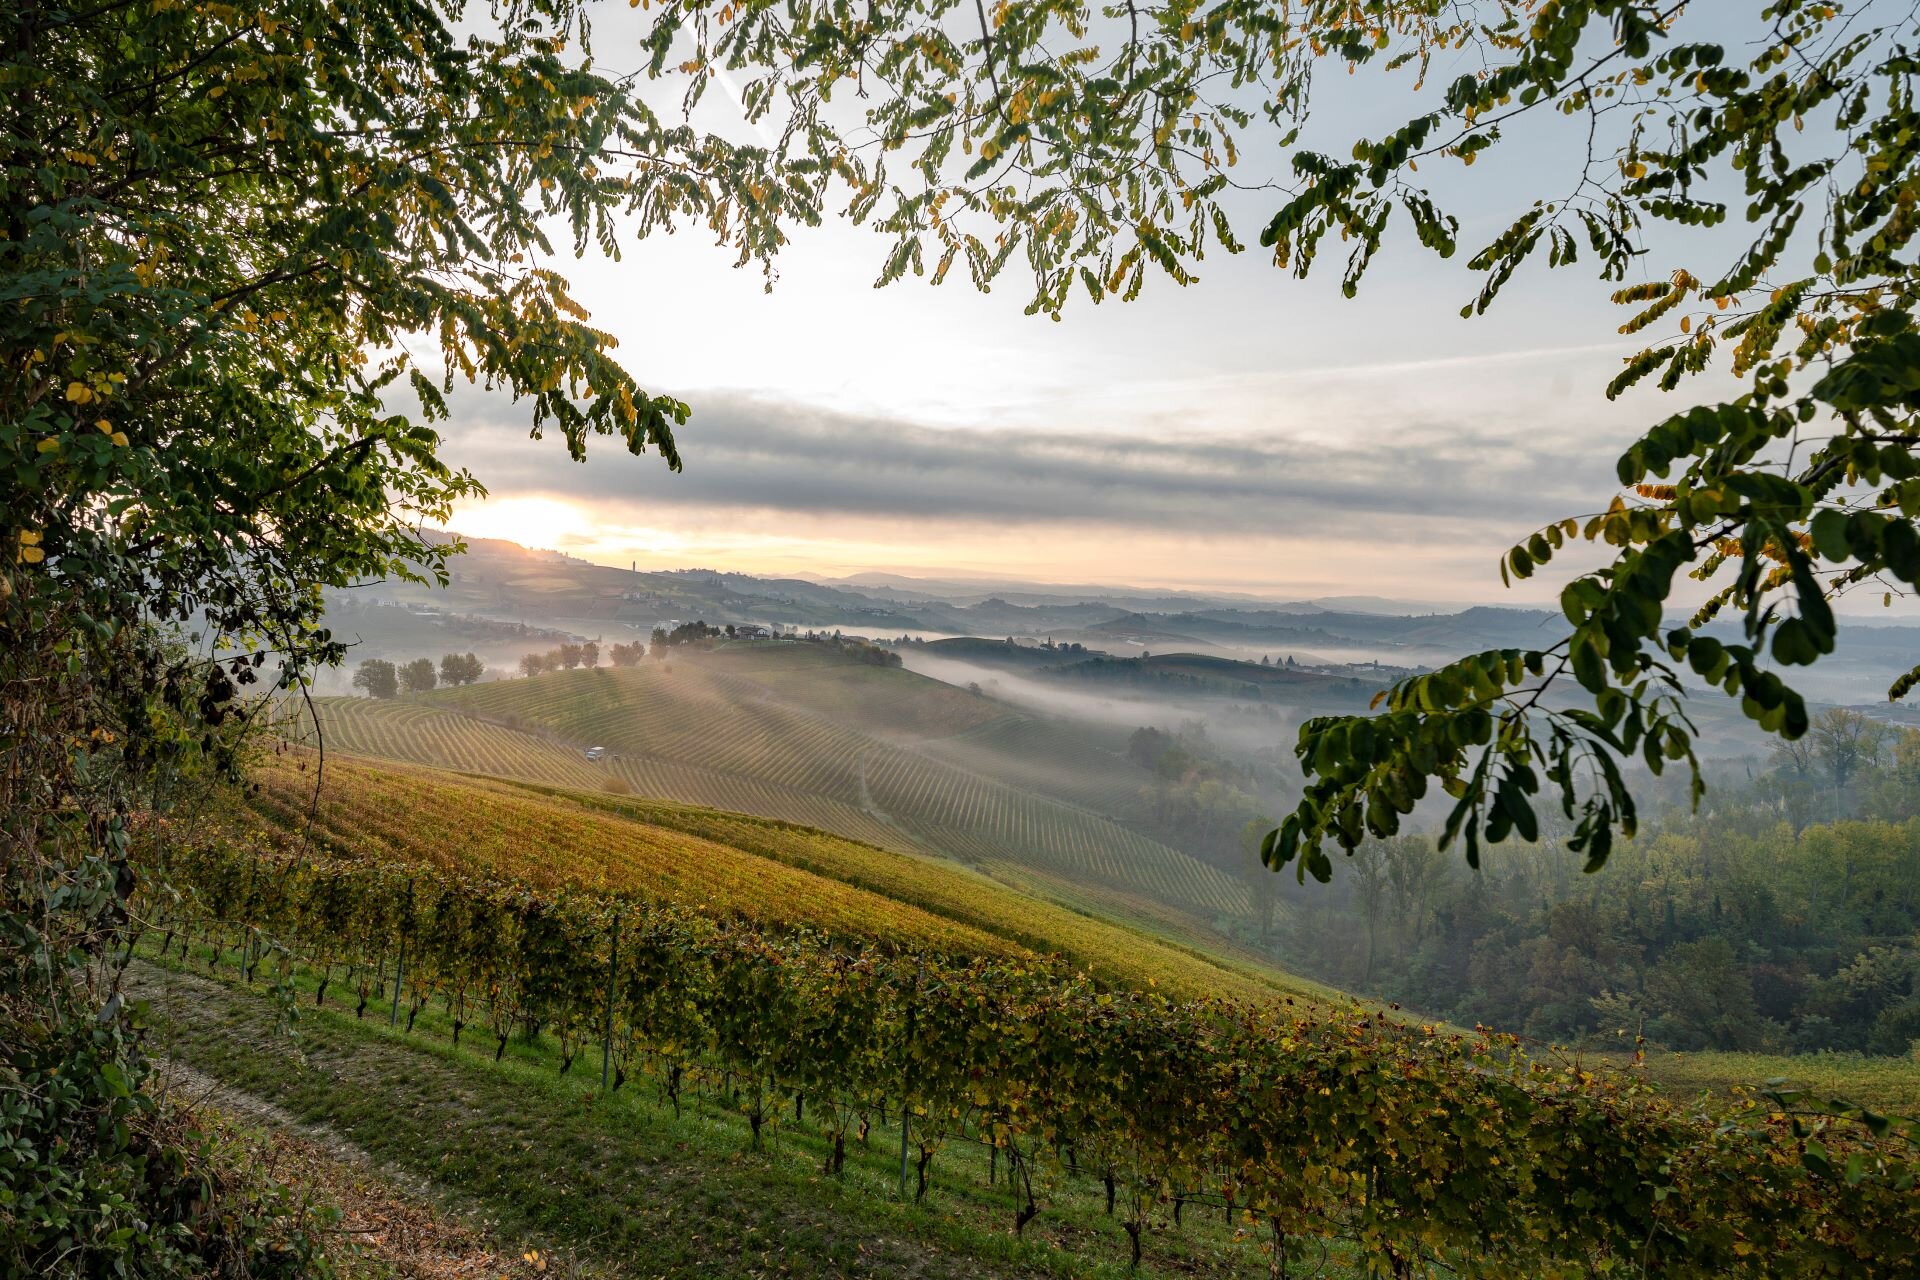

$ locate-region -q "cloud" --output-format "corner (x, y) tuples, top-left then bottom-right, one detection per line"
(434, 384), (1620, 539)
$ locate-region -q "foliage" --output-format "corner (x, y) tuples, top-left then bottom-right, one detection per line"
(1225, 4), (1920, 876)
(0, 596), (333, 1272)
(438, 652), (485, 687)
(1263, 729), (1920, 1055)
(399, 657), (438, 694)
(1, 0), (780, 1265)
(233, 750), (1293, 1000)
(142, 826), (1920, 1278)
(656, 621), (723, 651)
(352, 658), (399, 700)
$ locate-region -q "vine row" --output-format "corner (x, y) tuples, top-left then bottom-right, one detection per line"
(139, 832), (1917, 1278)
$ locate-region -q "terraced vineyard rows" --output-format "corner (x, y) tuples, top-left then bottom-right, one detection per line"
(605, 753), (910, 853)
(237, 756), (1297, 1000)
(431, 667), (871, 803)
(290, 696), (916, 855)
(237, 757), (1006, 954)
(861, 744), (1247, 918)
(695, 642), (1005, 738)
(921, 716), (1151, 816)
(404, 660), (1246, 922)
(285, 698), (602, 789)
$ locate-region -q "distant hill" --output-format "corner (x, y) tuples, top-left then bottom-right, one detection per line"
(329, 532), (1920, 708)
(921, 636), (1083, 666)
(916, 639), (1379, 707)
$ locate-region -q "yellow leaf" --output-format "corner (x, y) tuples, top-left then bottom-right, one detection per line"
(65, 382), (93, 403)
(111, 432), (129, 447)
(36, 438), (59, 453)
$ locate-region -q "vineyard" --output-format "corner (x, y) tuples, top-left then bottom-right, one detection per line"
(858, 741), (1245, 916)
(921, 714), (1153, 816)
(139, 825), (1920, 1279)
(236, 756), (1005, 954)
(288, 696), (605, 789)
(302, 694), (911, 851)
(306, 653), (1255, 927)
(689, 641), (1008, 738)
(235, 756), (1299, 1001)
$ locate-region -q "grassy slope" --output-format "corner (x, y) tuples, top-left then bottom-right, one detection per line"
(135, 957), (1327, 1280)
(241, 755), (1326, 1003)
(292, 643), (1308, 961)
(418, 650), (1247, 913)
(408, 656), (1244, 924)
(1630, 1051), (1920, 1116)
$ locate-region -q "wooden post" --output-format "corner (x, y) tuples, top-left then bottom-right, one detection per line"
(388, 939), (405, 1027)
(898, 1106), (911, 1201)
(898, 958), (921, 1200)
(389, 880), (414, 1028)
(600, 911), (620, 1093)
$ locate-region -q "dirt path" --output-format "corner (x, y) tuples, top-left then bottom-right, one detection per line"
(136, 970), (569, 1279)
(129, 961), (1055, 1280)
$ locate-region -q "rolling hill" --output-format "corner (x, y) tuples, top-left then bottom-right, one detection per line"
(917, 637), (1381, 701)
(287, 641), (1289, 959)
(237, 753), (1317, 1002)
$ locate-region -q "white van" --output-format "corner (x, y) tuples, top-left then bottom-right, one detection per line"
(584, 746), (607, 761)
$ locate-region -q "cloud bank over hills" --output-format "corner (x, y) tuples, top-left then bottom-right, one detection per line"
(432, 383), (1628, 600)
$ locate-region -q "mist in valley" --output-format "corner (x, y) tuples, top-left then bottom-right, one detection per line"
(897, 647), (1305, 756)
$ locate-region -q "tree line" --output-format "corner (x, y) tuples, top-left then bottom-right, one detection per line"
(513, 623), (727, 675)
(352, 652), (485, 698)
(1259, 712), (1920, 1058)
(510, 623), (902, 674)
(519, 640), (617, 676)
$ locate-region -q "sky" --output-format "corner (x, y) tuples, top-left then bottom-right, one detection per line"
(432, 6), (1771, 605)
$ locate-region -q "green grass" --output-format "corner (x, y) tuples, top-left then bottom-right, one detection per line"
(134, 949), (1354, 1280)
(1630, 1050), (1920, 1116)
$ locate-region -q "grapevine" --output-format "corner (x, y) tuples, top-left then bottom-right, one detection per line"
(136, 826), (1919, 1277)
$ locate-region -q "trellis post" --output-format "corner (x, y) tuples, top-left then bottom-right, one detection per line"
(601, 910), (620, 1093)
(389, 879), (414, 1028)
(898, 957), (922, 1200)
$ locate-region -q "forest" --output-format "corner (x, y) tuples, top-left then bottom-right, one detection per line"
(1257, 712), (1920, 1056)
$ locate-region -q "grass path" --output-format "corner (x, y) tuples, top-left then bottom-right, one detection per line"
(155, 1060), (549, 1278)
(132, 958), (1310, 1280)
